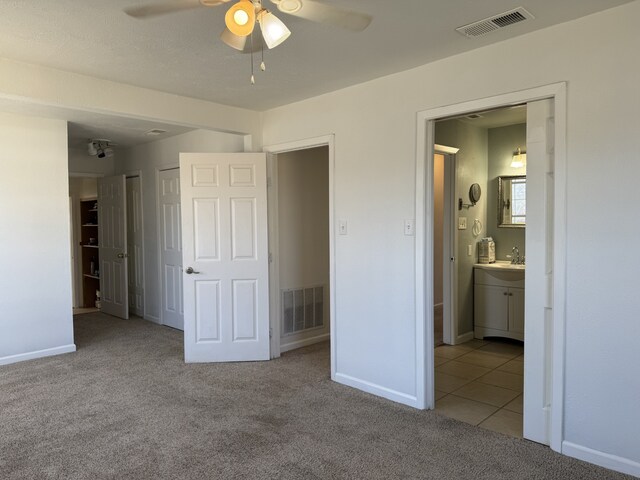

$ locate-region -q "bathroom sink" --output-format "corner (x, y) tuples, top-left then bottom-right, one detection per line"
(474, 261), (525, 271)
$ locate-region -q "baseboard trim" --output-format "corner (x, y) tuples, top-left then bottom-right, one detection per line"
(0, 344), (76, 366)
(562, 441), (640, 478)
(280, 333), (330, 353)
(334, 372), (419, 408)
(455, 331), (475, 345)
(144, 314), (161, 325)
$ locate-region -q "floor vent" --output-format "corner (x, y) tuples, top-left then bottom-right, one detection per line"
(456, 7), (534, 38)
(282, 285), (324, 335)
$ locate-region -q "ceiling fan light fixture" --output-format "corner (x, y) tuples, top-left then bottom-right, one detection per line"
(220, 27), (248, 51)
(225, 0), (255, 37)
(258, 10), (291, 49)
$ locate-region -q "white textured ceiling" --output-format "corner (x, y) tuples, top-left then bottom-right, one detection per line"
(0, 0), (632, 111)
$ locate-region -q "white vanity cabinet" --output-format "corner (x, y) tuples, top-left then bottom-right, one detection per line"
(474, 265), (525, 341)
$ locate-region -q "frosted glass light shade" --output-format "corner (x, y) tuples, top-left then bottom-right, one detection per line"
(511, 148), (526, 168)
(220, 27), (248, 51)
(258, 11), (291, 49)
(225, 0), (255, 37)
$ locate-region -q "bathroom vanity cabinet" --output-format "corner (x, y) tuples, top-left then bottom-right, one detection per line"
(474, 264), (524, 341)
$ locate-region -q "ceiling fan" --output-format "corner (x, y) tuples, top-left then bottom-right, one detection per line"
(125, 0), (372, 51)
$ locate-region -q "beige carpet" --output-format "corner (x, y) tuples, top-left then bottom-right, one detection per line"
(0, 313), (630, 479)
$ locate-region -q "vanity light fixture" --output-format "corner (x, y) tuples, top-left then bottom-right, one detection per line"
(511, 147), (527, 168)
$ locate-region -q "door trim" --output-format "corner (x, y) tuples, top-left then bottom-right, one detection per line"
(264, 135), (336, 378)
(125, 170), (146, 318)
(415, 83), (567, 452)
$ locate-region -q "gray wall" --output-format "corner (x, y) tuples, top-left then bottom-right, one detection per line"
(435, 119), (488, 337)
(487, 123), (527, 260)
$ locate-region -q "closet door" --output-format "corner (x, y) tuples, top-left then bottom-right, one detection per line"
(98, 175), (129, 319)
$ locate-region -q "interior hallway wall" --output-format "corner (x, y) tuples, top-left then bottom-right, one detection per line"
(277, 146), (330, 350)
(0, 112), (75, 364)
(261, 2), (640, 471)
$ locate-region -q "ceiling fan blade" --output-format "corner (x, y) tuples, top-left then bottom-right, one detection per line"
(274, 0), (372, 32)
(124, 0), (208, 19)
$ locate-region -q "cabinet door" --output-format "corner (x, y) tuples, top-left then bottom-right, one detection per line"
(508, 287), (525, 334)
(474, 284), (509, 331)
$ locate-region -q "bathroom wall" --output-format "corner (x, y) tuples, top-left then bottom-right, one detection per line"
(487, 123), (527, 260)
(435, 119), (488, 338)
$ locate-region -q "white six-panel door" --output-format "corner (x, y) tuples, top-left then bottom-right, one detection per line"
(159, 168), (184, 330)
(98, 175), (129, 319)
(180, 153), (270, 362)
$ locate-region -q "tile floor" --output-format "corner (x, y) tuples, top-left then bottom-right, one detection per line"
(434, 338), (524, 438)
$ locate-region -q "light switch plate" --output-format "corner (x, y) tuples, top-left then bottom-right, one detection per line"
(404, 219), (415, 236)
(458, 217), (467, 230)
(468, 244), (473, 256)
(338, 220), (348, 235)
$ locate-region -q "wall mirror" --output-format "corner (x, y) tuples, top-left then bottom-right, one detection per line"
(498, 175), (526, 227)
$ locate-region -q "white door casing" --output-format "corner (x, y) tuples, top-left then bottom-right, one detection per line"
(416, 84), (567, 452)
(180, 153), (270, 362)
(524, 98), (555, 445)
(98, 175), (129, 319)
(158, 168), (184, 330)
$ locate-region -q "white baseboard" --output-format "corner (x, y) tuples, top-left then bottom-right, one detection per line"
(0, 344), (76, 366)
(563, 441), (640, 478)
(280, 333), (329, 353)
(334, 372), (419, 408)
(455, 331), (475, 345)
(144, 314), (161, 325)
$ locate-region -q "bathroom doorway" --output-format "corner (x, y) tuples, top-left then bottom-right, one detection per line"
(417, 83), (568, 451)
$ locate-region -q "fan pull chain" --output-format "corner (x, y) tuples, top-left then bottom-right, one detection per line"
(260, 42), (266, 72)
(250, 30), (255, 85)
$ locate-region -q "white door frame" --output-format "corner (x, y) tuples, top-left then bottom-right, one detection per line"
(415, 83), (567, 452)
(263, 135), (336, 375)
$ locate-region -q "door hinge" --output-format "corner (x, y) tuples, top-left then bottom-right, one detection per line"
(269, 327), (273, 339)
(267, 177), (273, 187)
(269, 253), (273, 263)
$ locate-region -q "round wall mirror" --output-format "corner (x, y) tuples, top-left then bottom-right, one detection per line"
(469, 183), (482, 204)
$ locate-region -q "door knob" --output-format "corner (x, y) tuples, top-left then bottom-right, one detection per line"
(185, 267), (200, 274)
(117, 253), (129, 258)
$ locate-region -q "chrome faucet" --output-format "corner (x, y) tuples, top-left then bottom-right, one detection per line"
(511, 246), (520, 264)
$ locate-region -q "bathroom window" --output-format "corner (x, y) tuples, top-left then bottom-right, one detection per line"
(511, 178), (526, 225)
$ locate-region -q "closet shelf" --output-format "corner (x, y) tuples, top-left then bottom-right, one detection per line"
(82, 223), (99, 227)
(83, 274), (100, 280)
(82, 244), (99, 249)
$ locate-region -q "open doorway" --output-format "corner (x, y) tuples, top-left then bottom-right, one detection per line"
(69, 173), (145, 319)
(432, 105), (528, 437)
(417, 83), (567, 451)
(265, 136), (336, 375)
(267, 144), (331, 356)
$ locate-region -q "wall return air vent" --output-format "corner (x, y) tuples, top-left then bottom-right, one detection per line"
(456, 7), (534, 38)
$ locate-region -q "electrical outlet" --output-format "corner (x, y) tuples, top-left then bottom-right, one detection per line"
(338, 220), (348, 235)
(404, 219), (414, 236)
(458, 217), (467, 230)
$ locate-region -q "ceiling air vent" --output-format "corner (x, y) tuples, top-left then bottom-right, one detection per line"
(456, 7), (534, 38)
